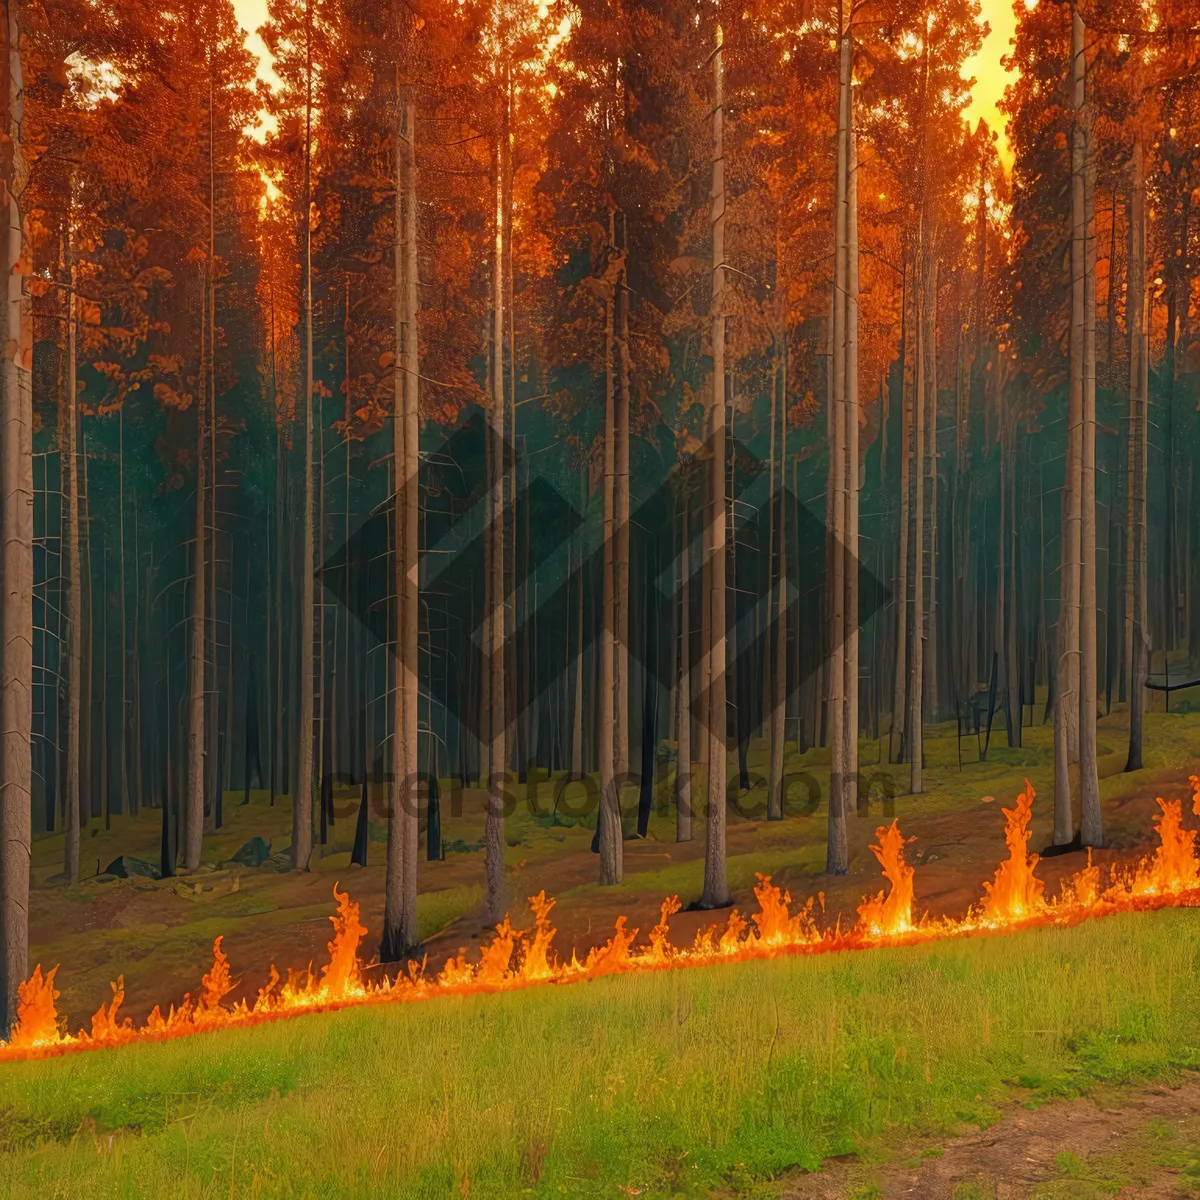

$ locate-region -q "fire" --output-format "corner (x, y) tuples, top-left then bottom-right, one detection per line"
(856, 820), (916, 937)
(1125, 799), (1199, 897)
(5, 781), (1200, 1063)
(7, 965), (61, 1050)
(977, 780), (1045, 924)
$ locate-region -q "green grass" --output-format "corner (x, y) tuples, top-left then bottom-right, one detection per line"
(4, 908), (1200, 1198)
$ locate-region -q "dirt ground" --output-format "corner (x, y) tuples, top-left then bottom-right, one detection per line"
(778, 1077), (1200, 1200)
(24, 709), (1200, 1028)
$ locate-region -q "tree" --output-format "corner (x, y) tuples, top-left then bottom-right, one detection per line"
(0, 0), (31, 1037)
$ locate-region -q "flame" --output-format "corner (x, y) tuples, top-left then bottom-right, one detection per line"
(6, 781), (1200, 1063)
(1125, 799), (1199, 897)
(7, 965), (61, 1050)
(856, 821), (916, 937)
(977, 779), (1045, 924)
(521, 891), (558, 981)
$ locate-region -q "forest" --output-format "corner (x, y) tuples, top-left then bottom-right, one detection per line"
(0, 0), (1198, 1039)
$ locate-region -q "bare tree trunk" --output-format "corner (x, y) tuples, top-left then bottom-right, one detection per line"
(1078, 28), (1101, 846)
(599, 216), (621, 883)
(909, 235), (926, 795)
(768, 345), (786, 821)
(0, 0), (31, 1032)
(185, 266), (208, 868)
(1006, 433), (1021, 746)
(205, 64), (218, 837)
(571, 477), (585, 780)
(485, 89), (511, 917)
(826, 28), (850, 868)
(844, 102), (860, 822)
(702, 25), (729, 907)
(1126, 136), (1149, 772)
(924, 257), (938, 723)
(614, 212), (630, 787)
(676, 492), (692, 840)
(891, 258), (910, 763)
(64, 251), (81, 884)
(118, 403), (130, 815)
(384, 86), (420, 958)
(292, 18), (316, 871)
(1054, 7), (1086, 845)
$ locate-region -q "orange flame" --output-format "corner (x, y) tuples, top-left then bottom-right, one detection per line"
(1127, 799), (1199, 897)
(6, 781), (1200, 1064)
(977, 779), (1045, 924)
(8, 965), (61, 1050)
(856, 821), (916, 937)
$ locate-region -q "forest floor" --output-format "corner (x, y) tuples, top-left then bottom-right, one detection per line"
(24, 704), (1200, 1029)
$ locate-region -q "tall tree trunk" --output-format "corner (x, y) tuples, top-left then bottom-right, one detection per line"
(292, 8), (316, 870)
(1125, 136), (1149, 772)
(485, 91), (511, 917)
(676, 490), (692, 840)
(614, 211), (630, 786)
(1007, 433), (1022, 746)
(571, 476), (585, 780)
(1054, 7), (1086, 845)
(599, 214), (621, 883)
(768, 343), (786, 821)
(924, 257), (938, 724)
(1079, 30), (1101, 847)
(0, 0), (31, 1032)
(185, 267), (208, 868)
(891, 257), (910, 763)
(118, 404), (130, 814)
(826, 27), (850, 868)
(844, 102), (859, 822)
(702, 25), (729, 906)
(909, 230), (926, 795)
(384, 86), (420, 957)
(64, 253), (81, 884)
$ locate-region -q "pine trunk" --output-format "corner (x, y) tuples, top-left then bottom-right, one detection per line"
(844, 100), (859, 823)
(485, 98), (511, 917)
(64, 255), (81, 883)
(702, 27), (729, 906)
(185, 264), (208, 869)
(1054, 7), (1086, 845)
(292, 24), (316, 871)
(384, 88), (420, 958)
(0, 0), (30, 1033)
(891, 259), (910, 763)
(1125, 137), (1149, 772)
(1078, 22), (1102, 846)
(826, 29), (850, 868)
(677, 492), (693, 840)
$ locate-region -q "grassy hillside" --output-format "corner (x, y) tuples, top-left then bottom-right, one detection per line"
(3, 907), (1200, 1198)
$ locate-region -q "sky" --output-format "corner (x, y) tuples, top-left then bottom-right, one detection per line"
(231, 0), (1017, 163)
(964, 0), (1018, 166)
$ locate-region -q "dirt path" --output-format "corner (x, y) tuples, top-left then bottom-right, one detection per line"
(779, 1079), (1200, 1200)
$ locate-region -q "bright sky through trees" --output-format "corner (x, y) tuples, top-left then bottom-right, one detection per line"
(964, 0), (1018, 165)
(232, 0), (1018, 162)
